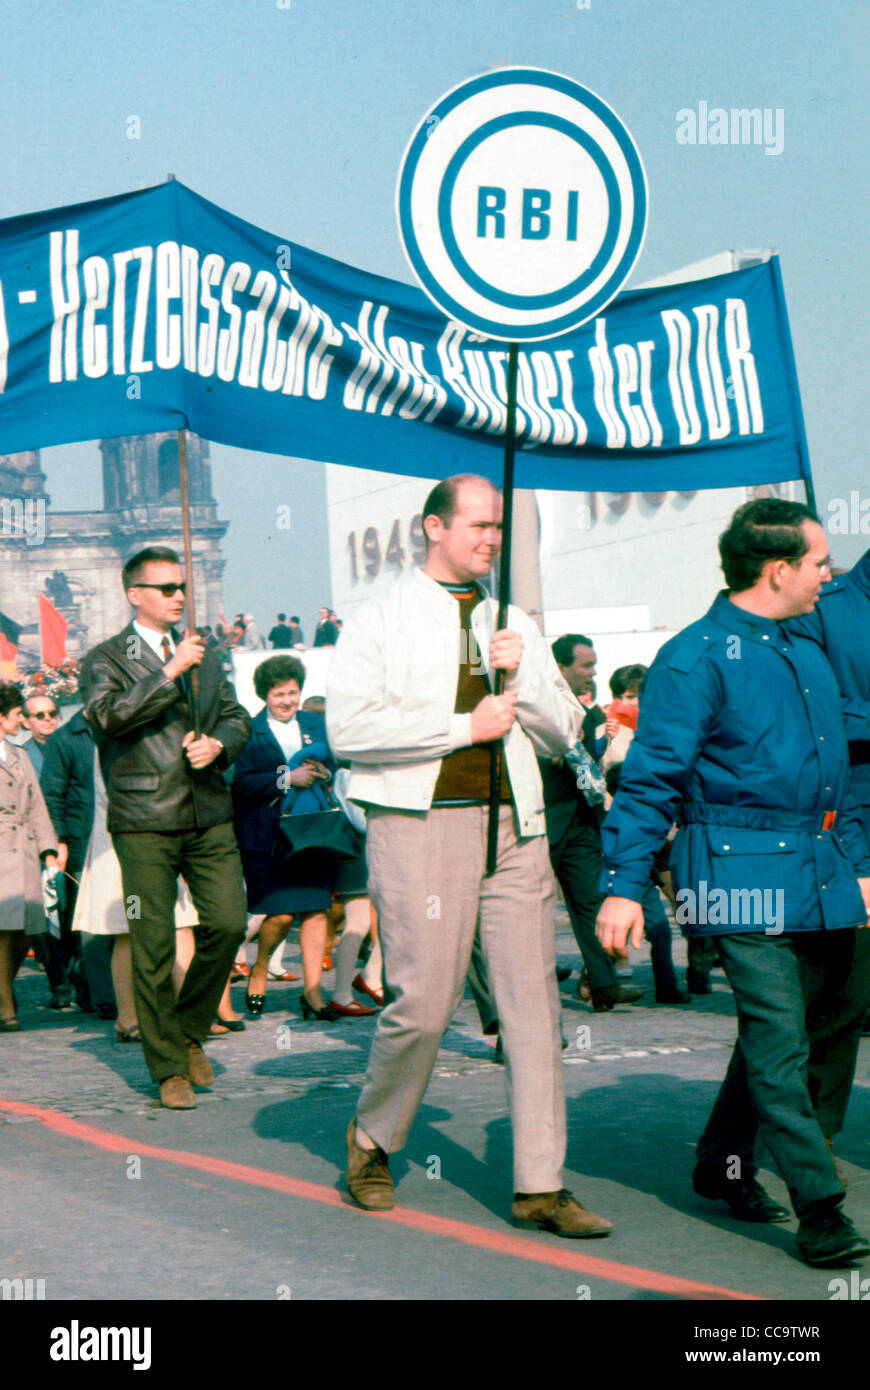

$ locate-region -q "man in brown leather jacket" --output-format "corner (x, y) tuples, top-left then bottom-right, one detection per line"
(84, 546), (252, 1108)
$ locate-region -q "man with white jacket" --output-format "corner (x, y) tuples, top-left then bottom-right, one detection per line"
(326, 474), (613, 1237)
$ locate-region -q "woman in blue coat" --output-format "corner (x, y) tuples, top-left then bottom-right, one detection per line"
(231, 656), (337, 1020)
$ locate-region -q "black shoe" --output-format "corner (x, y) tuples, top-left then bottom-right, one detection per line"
(797, 1207), (870, 1267)
(95, 1003), (118, 1021)
(300, 992), (338, 1022)
(49, 991), (73, 1010)
(215, 1015), (246, 1032)
(591, 985), (644, 1012)
(245, 992), (265, 1017)
(655, 986), (690, 1004)
(686, 969), (712, 995)
(555, 966), (572, 984)
(693, 1164), (790, 1223)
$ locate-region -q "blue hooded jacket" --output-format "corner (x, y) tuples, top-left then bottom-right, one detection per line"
(600, 591), (870, 936)
(787, 549), (870, 813)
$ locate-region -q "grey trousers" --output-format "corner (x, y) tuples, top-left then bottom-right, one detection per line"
(696, 931), (849, 1217)
(358, 805), (566, 1194)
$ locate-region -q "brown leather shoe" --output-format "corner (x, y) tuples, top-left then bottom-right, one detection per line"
(512, 1188), (613, 1238)
(159, 1075), (197, 1109)
(346, 1118), (394, 1211)
(185, 1038), (214, 1088)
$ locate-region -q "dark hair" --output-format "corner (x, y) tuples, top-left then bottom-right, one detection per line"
(0, 682), (24, 717)
(610, 664), (648, 699)
(301, 695), (325, 714)
(277, 612), (286, 621)
(551, 633), (594, 667)
(719, 499), (818, 592)
(253, 655), (306, 701)
(421, 474), (499, 545)
(122, 545), (180, 590)
(290, 615), (300, 623)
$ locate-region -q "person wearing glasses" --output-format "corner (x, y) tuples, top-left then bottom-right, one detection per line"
(596, 499), (870, 1268)
(17, 694), (72, 1005)
(83, 546), (252, 1109)
(19, 695), (60, 776)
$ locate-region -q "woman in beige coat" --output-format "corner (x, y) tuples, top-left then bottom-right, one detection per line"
(0, 683), (58, 1030)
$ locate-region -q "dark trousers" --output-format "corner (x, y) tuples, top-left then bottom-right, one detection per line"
(695, 930), (864, 1217)
(807, 926), (870, 1139)
(65, 846), (114, 1012)
(641, 881), (678, 991)
(113, 822), (247, 1083)
(548, 816), (618, 991)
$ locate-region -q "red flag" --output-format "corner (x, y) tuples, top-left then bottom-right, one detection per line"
(39, 593), (68, 667)
(0, 632), (17, 677)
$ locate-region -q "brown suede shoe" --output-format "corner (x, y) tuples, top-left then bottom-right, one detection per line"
(512, 1188), (613, 1238)
(159, 1075), (197, 1109)
(346, 1118), (394, 1211)
(185, 1038), (214, 1088)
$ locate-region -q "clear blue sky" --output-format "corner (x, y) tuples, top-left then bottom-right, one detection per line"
(3, 0), (867, 627)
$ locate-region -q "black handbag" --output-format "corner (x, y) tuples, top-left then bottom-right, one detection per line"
(275, 797), (360, 868)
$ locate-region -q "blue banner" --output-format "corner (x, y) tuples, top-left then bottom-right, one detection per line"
(0, 180), (810, 491)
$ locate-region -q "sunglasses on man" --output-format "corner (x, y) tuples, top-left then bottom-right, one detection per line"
(133, 582), (187, 597)
(30, 710), (59, 720)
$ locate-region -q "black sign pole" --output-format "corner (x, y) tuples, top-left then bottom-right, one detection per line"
(485, 340), (519, 877)
(177, 427), (200, 738)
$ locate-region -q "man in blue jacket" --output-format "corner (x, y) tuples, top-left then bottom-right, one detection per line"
(787, 547), (870, 1127)
(596, 499), (870, 1268)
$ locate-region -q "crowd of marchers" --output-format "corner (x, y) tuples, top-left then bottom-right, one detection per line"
(1, 480), (870, 1271)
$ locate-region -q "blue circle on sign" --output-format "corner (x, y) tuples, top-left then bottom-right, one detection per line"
(396, 67), (648, 340)
(437, 111), (621, 310)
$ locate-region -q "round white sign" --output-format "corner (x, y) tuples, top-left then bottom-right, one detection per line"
(397, 67), (647, 342)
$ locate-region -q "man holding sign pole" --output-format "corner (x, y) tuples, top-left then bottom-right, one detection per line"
(327, 474), (613, 1236)
(84, 547), (251, 1109)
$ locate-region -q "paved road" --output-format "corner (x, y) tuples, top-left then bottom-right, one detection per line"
(2, 912), (868, 1304)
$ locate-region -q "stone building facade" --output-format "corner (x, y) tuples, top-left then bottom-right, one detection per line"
(0, 433), (227, 670)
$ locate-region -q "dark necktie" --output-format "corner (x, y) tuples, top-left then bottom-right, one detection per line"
(162, 635), (188, 703)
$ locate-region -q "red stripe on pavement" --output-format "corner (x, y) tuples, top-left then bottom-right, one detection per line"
(0, 1096), (762, 1300)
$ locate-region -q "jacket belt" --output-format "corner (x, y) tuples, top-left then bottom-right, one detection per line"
(681, 803), (837, 832)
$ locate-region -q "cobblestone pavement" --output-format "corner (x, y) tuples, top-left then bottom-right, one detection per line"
(0, 910), (742, 1117)
(2, 910), (868, 1304)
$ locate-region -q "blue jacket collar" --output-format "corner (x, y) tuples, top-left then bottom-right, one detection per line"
(709, 590), (783, 640)
(849, 548), (870, 598)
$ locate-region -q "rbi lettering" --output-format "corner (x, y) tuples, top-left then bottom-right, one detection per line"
(476, 187), (579, 242)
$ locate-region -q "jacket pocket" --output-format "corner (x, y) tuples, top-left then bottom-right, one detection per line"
(708, 828), (796, 858)
(705, 827), (797, 929)
(112, 774), (160, 792)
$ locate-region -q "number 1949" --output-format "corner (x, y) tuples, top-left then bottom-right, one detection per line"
(347, 514), (426, 582)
